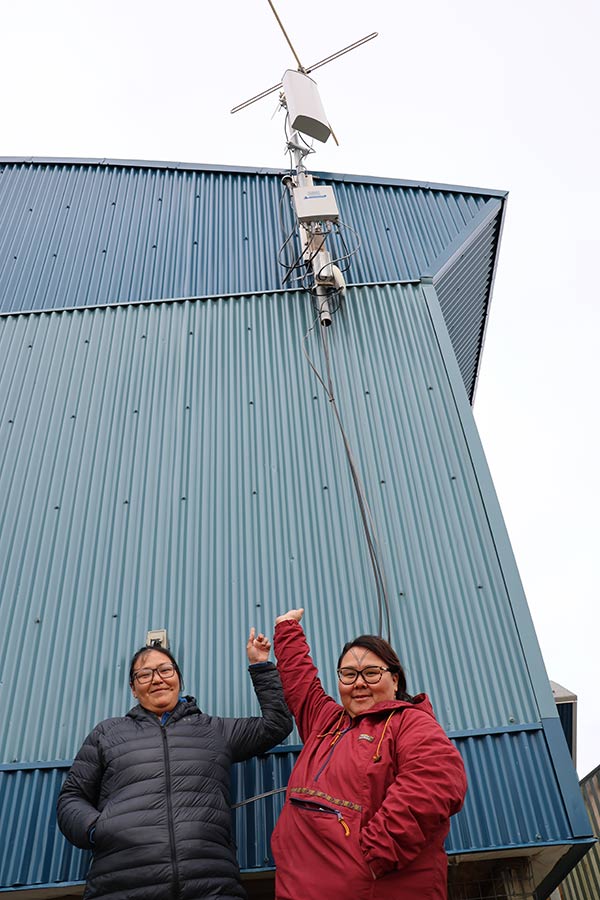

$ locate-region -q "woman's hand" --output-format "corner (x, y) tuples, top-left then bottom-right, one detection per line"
(275, 608), (304, 625)
(247, 627), (272, 663)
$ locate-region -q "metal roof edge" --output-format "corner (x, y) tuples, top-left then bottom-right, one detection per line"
(0, 156), (508, 199)
(470, 194), (509, 404)
(542, 717), (595, 838)
(420, 280), (559, 722)
(421, 197), (504, 284)
(580, 761), (600, 783)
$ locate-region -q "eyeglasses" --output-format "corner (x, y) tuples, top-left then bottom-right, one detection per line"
(337, 666), (392, 685)
(133, 663), (177, 685)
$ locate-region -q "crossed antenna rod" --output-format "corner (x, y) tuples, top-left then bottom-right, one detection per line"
(230, 1), (377, 115)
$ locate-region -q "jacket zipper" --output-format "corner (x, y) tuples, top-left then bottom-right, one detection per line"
(290, 798), (351, 836)
(313, 723), (352, 782)
(161, 725), (182, 900)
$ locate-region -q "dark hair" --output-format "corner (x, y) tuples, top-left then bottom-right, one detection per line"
(337, 635), (413, 702)
(129, 645), (184, 690)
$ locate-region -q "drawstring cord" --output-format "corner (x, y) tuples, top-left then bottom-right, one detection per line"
(233, 710), (396, 807)
(317, 710), (347, 747)
(372, 710), (396, 762)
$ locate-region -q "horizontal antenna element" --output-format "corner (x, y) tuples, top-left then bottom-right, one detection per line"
(230, 32), (378, 115)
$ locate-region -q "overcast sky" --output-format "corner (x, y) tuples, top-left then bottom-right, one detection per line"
(3, 0), (598, 778)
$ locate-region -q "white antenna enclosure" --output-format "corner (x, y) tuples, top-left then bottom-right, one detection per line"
(282, 70), (331, 143)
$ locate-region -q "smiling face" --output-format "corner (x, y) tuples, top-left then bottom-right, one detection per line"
(130, 649), (181, 716)
(337, 647), (399, 718)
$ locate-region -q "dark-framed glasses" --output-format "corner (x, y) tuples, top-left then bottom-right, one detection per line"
(133, 663), (177, 685)
(337, 666), (392, 685)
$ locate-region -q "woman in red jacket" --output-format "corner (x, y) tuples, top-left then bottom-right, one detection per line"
(271, 609), (467, 900)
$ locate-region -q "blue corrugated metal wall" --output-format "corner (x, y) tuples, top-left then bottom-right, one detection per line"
(0, 285), (592, 890)
(0, 159), (592, 894)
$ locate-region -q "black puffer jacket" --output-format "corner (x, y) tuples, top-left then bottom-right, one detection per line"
(57, 663), (292, 900)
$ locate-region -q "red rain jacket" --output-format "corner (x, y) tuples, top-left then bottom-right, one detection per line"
(272, 620), (467, 900)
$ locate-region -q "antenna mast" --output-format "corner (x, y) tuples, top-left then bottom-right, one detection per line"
(232, 4), (377, 325)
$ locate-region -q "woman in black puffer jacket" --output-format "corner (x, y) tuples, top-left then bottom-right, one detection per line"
(57, 629), (292, 900)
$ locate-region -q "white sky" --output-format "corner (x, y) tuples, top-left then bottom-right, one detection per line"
(2, 0), (599, 778)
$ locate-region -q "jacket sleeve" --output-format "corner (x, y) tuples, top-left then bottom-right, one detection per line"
(224, 662), (293, 762)
(359, 707), (467, 877)
(273, 619), (342, 741)
(56, 727), (105, 849)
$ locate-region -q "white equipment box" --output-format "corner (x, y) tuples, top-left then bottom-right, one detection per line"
(293, 185), (339, 223)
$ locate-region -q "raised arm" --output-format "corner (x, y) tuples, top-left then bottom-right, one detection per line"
(225, 626), (293, 762)
(273, 610), (342, 741)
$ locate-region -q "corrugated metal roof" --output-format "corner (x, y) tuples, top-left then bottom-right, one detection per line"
(0, 158), (505, 402)
(559, 766), (600, 900)
(1, 285), (544, 764)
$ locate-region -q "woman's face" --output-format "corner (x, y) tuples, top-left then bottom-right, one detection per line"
(130, 649), (181, 716)
(337, 647), (399, 718)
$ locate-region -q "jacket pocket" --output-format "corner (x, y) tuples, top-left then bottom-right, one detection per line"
(273, 796), (373, 900)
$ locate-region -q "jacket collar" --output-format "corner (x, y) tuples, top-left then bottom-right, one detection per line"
(127, 695), (200, 723)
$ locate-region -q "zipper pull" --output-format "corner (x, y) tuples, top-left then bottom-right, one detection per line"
(337, 812), (350, 837)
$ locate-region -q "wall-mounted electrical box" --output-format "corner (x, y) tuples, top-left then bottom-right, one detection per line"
(292, 185), (339, 223)
(146, 628), (169, 648)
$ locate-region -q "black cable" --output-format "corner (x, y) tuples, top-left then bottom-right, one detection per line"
(302, 307), (393, 641)
(232, 786), (287, 809)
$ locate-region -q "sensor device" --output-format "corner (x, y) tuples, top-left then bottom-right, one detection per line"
(282, 69), (331, 143)
(292, 184), (339, 223)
